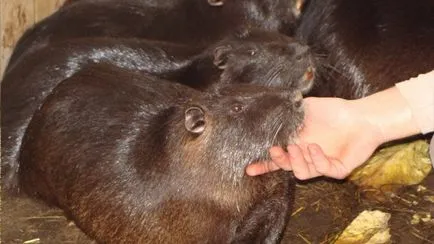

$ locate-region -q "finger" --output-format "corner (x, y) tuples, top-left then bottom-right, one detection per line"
(287, 144), (322, 180)
(245, 160), (281, 176)
(307, 144), (350, 180)
(246, 146), (296, 176)
(269, 146), (292, 171)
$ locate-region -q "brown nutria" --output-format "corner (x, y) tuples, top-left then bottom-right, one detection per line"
(2, 29), (315, 190)
(18, 63), (302, 243)
(7, 0), (302, 69)
(1, 38), (197, 191)
(297, 0), (434, 99)
(208, 30), (315, 94)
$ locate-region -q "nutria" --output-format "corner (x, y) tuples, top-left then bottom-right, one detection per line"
(210, 30), (315, 94)
(18, 64), (302, 243)
(7, 0), (302, 68)
(2, 29), (315, 190)
(1, 38), (196, 190)
(298, 0), (434, 99)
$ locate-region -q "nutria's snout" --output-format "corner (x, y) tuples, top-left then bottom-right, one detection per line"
(281, 90), (304, 110)
(303, 66), (315, 82)
(292, 91), (304, 109)
(294, 43), (310, 60)
(300, 50), (316, 93)
(293, 91), (303, 103)
(288, 42), (316, 94)
(296, 64), (315, 94)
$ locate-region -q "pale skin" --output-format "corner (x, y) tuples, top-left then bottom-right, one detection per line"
(246, 86), (422, 180)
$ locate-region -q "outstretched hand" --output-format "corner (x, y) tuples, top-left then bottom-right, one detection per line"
(246, 97), (384, 180)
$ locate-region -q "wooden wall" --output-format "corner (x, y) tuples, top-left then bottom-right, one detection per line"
(0, 0), (67, 78)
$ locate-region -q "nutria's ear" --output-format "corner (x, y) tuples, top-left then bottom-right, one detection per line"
(185, 107), (206, 134)
(207, 0), (224, 6)
(213, 45), (232, 69)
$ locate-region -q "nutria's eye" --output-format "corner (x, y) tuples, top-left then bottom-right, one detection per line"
(295, 55), (303, 61)
(250, 50), (256, 56)
(231, 103), (244, 113)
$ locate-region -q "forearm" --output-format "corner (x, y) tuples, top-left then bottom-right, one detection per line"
(395, 71), (434, 134)
(351, 86), (420, 144)
(350, 70), (434, 144)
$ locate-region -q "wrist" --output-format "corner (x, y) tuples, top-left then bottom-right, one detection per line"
(350, 86), (421, 145)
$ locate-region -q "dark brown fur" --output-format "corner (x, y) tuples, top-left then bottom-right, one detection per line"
(7, 0), (301, 69)
(18, 64), (302, 243)
(2, 29), (315, 190)
(209, 30), (315, 93)
(1, 38), (196, 190)
(298, 0), (434, 99)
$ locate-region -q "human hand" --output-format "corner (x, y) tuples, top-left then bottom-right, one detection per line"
(246, 96), (385, 180)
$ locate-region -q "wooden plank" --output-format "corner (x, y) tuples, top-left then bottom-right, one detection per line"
(35, 0), (66, 21)
(0, 0), (3, 78)
(1, 0), (35, 78)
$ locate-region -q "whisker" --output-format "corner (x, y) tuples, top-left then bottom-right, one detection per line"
(312, 53), (328, 58)
(271, 122), (284, 146)
(320, 63), (352, 80)
(266, 66), (284, 86)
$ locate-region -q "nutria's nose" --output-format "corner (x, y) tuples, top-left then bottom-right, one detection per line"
(293, 91), (303, 103)
(282, 90), (303, 104)
(293, 91), (304, 108)
(293, 43), (310, 60)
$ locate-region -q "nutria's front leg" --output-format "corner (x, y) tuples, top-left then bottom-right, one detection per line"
(232, 174), (294, 244)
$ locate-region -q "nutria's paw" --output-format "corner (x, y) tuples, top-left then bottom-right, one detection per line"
(207, 0), (224, 6)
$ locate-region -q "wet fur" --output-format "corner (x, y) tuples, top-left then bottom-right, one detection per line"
(18, 64), (301, 243)
(7, 0), (301, 68)
(2, 0), (310, 188)
(2, 29), (313, 190)
(212, 30), (314, 93)
(1, 38), (196, 190)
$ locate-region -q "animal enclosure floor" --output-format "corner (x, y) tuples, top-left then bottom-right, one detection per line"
(1, 194), (93, 244)
(286, 172), (434, 244)
(2, 172), (434, 244)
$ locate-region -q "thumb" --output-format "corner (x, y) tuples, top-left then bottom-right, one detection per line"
(308, 144), (351, 180)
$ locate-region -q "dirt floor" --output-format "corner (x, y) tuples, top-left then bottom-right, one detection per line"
(285, 171), (434, 244)
(2, 172), (434, 244)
